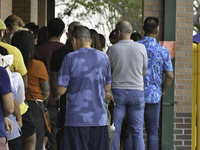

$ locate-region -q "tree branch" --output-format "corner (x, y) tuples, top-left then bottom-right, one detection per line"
(194, 5), (200, 25)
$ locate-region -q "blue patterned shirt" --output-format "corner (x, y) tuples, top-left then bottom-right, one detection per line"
(138, 36), (173, 103)
(57, 48), (112, 126)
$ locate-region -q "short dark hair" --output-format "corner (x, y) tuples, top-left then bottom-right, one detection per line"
(47, 18), (65, 37)
(72, 25), (91, 42)
(37, 26), (49, 46)
(109, 29), (119, 44)
(24, 22), (39, 39)
(131, 32), (142, 41)
(143, 17), (159, 34)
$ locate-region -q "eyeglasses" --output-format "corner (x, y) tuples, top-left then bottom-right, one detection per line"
(116, 29), (122, 33)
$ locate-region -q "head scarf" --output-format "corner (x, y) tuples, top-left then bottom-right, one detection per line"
(0, 54), (13, 85)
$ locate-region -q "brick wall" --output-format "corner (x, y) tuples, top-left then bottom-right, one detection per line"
(0, 0), (12, 20)
(38, 0), (47, 27)
(12, 0), (38, 24)
(12, 0), (30, 23)
(143, 0), (164, 41)
(174, 0), (193, 149)
(11, 0), (46, 26)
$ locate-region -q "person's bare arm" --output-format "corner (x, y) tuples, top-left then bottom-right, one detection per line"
(57, 85), (67, 98)
(51, 72), (60, 100)
(22, 74), (28, 92)
(105, 84), (112, 102)
(40, 80), (50, 101)
(105, 84), (111, 92)
(13, 99), (22, 128)
(41, 80), (50, 108)
(162, 71), (174, 94)
(143, 67), (147, 76)
(2, 92), (14, 117)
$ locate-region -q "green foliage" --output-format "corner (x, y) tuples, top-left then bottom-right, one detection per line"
(194, 0), (200, 34)
(56, 0), (142, 33)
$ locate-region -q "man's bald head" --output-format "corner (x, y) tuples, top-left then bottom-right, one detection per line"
(116, 21), (132, 35)
(68, 21), (80, 34)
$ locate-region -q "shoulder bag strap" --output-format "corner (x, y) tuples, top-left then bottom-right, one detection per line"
(28, 88), (44, 112)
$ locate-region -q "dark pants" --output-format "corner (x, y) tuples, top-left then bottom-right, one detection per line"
(47, 105), (58, 150)
(144, 102), (161, 150)
(62, 126), (109, 150)
(56, 94), (66, 150)
(8, 137), (21, 150)
(26, 100), (45, 150)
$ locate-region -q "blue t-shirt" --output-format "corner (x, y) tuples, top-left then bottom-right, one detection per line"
(138, 36), (173, 103)
(57, 48), (112, 126)
(0, 66), (12, 137)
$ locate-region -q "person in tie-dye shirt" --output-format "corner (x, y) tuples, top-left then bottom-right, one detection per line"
(57, 25), (112, 150)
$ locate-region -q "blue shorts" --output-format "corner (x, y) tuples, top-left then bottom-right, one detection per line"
(62, 126), (109, 150)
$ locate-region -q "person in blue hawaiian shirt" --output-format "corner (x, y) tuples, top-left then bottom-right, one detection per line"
(56, 25), (112, 150)
(138, 16), (174, 150)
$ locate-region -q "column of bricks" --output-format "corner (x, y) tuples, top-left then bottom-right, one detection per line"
(12, 0), (38, 24)
(30, 0), (38, 23)
(0, 0), (12, 20)
(38, 0), (47, 27)
(174, 0), (193, 149)
(143, 0), (164, 41)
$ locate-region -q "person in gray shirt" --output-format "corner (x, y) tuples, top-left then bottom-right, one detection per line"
(107, 21), (148, 150)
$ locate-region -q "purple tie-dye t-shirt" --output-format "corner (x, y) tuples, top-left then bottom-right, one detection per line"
(57, 48), (112, 126)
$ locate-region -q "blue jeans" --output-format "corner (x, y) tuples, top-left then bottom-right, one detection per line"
(111, 89), (145, 150)
(144, 102), (161, 150)
(123, 102), (161, 150)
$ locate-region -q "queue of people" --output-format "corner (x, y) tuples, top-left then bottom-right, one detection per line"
(0, 14), (173, 150)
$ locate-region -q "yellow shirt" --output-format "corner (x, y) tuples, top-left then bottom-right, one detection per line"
(0, 42), (27, 76)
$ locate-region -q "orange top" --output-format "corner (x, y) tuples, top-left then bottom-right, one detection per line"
(25, 59), (49, 100)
